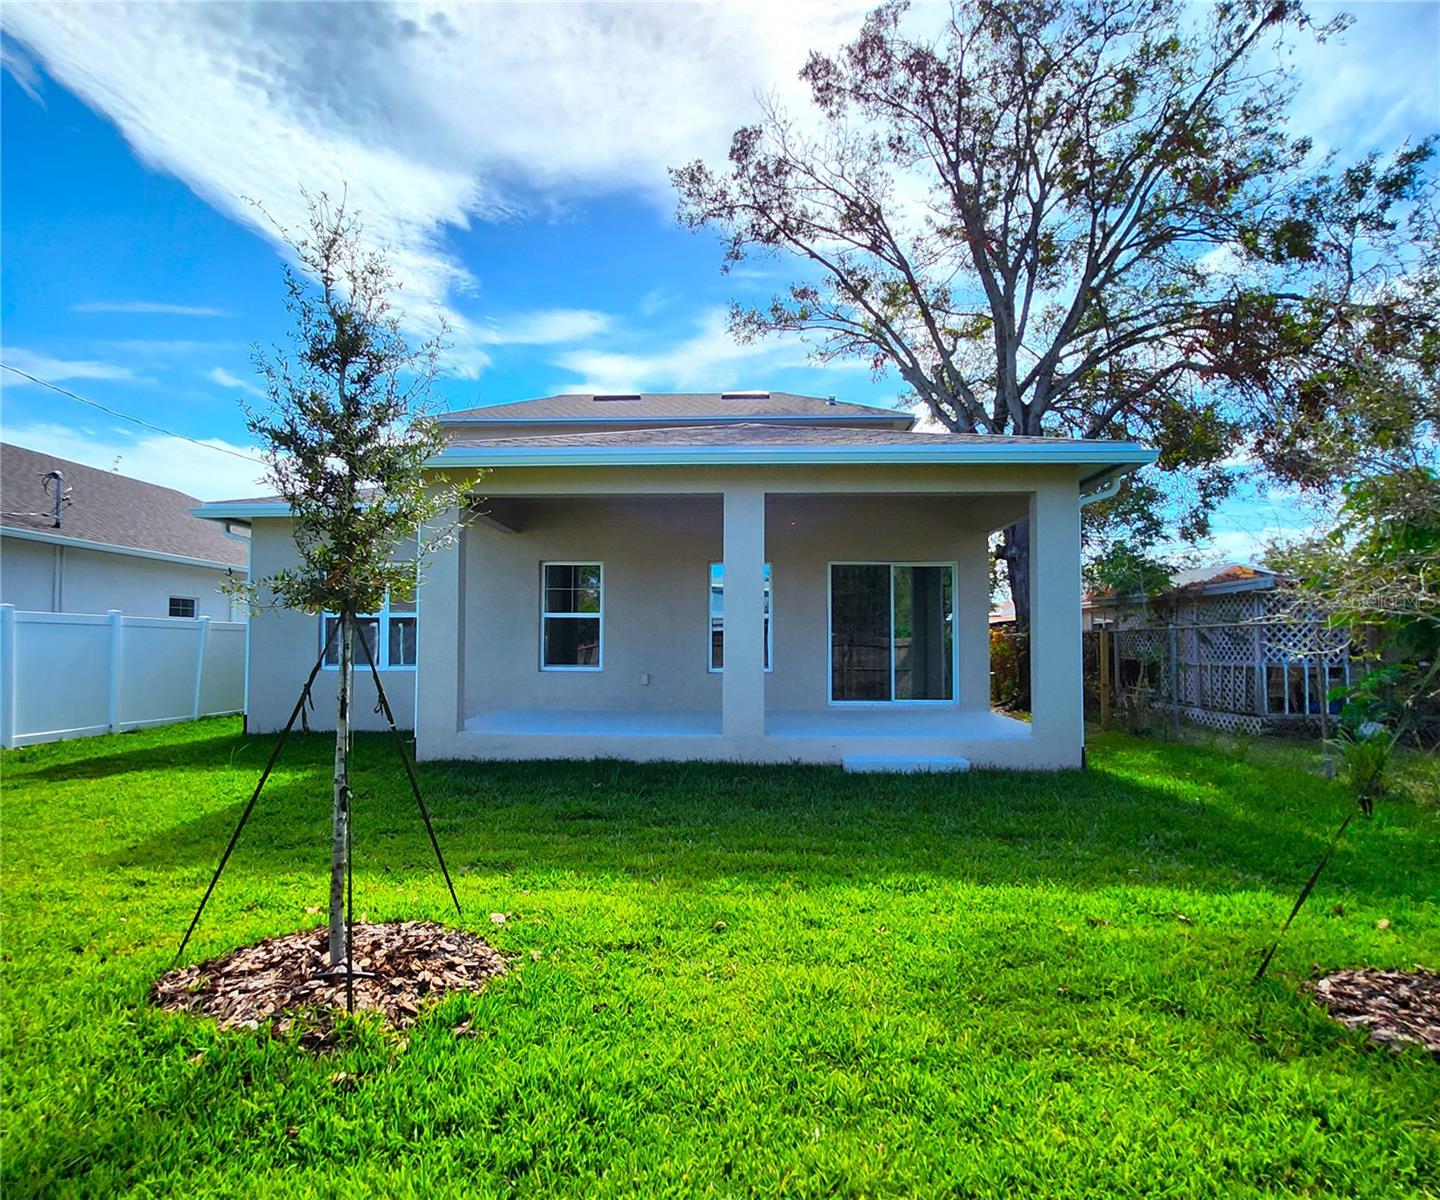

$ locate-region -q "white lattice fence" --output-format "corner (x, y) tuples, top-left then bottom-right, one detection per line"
(1090, 590), (1352, 732)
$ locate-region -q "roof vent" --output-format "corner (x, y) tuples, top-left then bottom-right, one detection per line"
(720, 391), (769, 400)
(826, 395), (837, 405)
(592, 393), (642, 402)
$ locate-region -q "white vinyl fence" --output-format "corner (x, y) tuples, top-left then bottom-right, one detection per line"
(0, 604), (245, 748)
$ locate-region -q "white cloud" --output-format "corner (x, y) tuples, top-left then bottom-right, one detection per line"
(478, 309), (611, 346)
(553, 307), (854, 392)
(638, 287), (679, 317)
(1284, 3), (1440, 154)
(1, 2), (867, 378)
(73, 300), (227, 316)
(207, 366), (264, 396)
(0, 347), (143, 386)
(0, 421), (267, 500)
(0, 37), (43, 103)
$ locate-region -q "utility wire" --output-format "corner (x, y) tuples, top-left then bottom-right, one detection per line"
(0, 362), (265, 465)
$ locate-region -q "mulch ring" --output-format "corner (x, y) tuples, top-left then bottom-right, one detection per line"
(1307, 968), (1440, 1058)
(153, 921), (506, 1039)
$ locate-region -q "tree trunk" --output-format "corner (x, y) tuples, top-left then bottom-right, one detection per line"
(999, 520), (1031, 632)
(329, 610), (352, 967)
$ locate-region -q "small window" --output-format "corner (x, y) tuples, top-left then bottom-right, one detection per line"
(541, 562), (602, 670)
(387, 584), (418, 667)
(709, 563), (773, 672)
(169, 596), (197, 619)
(320, 589), (417, 671)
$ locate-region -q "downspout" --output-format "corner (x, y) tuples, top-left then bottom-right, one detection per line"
(218, 519), (253, 730)
(1078, 469), (1126, 508)
(51, 544), (64, 612)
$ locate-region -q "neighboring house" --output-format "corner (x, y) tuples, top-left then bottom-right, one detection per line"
(1082, 562), (1285, 631)
(197, 391), (1153, 770)
(1083, 561), (1352, 729)
(1, 443), (248, 618)
(989, 598), (1016, 627)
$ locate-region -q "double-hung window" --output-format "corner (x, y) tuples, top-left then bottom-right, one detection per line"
(541, 563), (602, 670)
(829, 563), (956, 703)
(708, 562), (773, 672)
(321, 586), (418, 670)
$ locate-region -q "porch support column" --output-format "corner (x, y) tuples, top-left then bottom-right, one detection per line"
(955, 529), (991, 711)
(722, 486), (767, 740)
(1028, 481), (1084, 767)
(415, 505), (465, 761)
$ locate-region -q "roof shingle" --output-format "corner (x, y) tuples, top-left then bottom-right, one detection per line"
(1, 443), (248, 566)
(441, 391), (914, 426)
(445, 422), (1124, 450)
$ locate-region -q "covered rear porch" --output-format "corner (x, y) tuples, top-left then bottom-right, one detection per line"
(415, 464), (1087, 769)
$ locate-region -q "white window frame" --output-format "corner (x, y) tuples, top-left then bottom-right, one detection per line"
(168, 596), (198, 619)
(540, 561), (604, 672)
(826, 561), (959, 707)
(320, 590), (419, 672)
(707, 561), (774, 674)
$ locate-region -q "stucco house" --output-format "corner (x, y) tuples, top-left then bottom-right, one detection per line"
(1, 443), (248, 619)
(197, 391), (1153, 770)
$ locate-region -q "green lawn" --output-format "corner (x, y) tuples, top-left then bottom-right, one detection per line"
(2, 720), (1436, 1198)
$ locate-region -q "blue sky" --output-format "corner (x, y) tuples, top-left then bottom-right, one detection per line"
(2, 2), (1437, 561)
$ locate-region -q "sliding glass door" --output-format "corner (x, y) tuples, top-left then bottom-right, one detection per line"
(830, 563), (956, 703)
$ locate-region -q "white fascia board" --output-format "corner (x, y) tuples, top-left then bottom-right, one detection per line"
(429, 442), (1158, 471)
(0, 525), (242, 571)
(190, 502), (292, 521)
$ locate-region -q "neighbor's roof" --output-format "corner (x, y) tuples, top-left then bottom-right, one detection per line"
(1169, 562), (1284, 590)
(0, 443), (248, 567)
(1084, 561), (1286, 607)
(440, 391), (916, 428)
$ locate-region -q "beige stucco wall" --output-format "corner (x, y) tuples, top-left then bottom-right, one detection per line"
(243, 462), (1085, 768)
(0, 534), (239, 619)
(764, 494), (994, 711)
(417, 463), (1082, 768)
(457, 492), (999, 719)
(245, 519), (415, 733)
(463, 496), (724, 715)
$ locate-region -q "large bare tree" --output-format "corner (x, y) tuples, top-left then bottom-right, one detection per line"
(672, 0), (1427, 625)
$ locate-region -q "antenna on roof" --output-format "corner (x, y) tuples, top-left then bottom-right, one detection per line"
(40, 470), (71, 528)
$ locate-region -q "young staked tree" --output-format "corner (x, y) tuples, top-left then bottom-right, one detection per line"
(245, 193), (470, 968)
(672, 0), (1432, 627)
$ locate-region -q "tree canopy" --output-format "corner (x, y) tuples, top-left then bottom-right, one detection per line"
(672, 0), (1435, 622)
(243, 192), (472, 967)
(246, 194), (467, 619)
